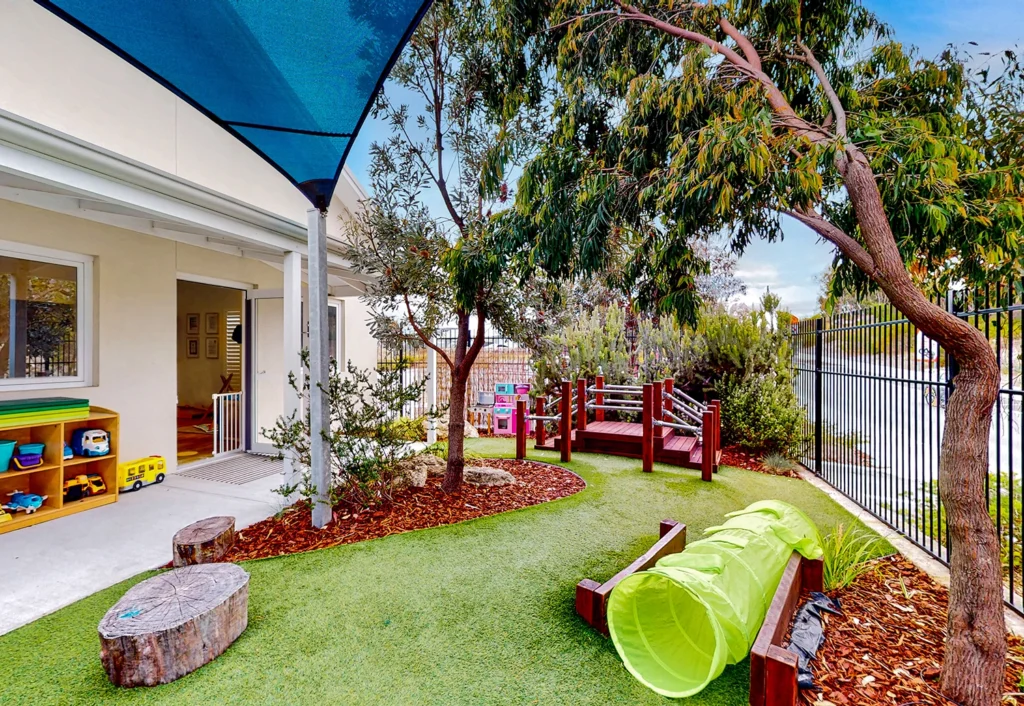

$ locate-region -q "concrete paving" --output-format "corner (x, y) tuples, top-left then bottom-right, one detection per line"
(0, 467), (286, 635)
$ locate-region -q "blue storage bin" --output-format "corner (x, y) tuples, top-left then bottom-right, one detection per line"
(0, 439), (16, 472)
(18, 443), (45, 456)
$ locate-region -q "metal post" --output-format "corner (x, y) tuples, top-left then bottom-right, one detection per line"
(307, 208), (331, 528)
(945, 290), (960, 404)
(426, 345), (437, 444)
(813, 317), (824, 474)
(282, 250), (303, 494)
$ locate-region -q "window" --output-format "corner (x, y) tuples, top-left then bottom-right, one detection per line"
(0, 241), (92, 388)
(328, 301), (344, 363)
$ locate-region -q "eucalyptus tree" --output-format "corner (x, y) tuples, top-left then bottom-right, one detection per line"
(491, 2), (1024, 703)
(344, 0), (550, 492)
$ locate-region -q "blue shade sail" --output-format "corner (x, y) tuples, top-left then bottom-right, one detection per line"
(36, 0), (433, 208)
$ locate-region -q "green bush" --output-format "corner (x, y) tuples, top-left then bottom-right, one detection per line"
(717, 373), (805, 457)
(822, 524), (884, 591)
(386, 416), (427, 442)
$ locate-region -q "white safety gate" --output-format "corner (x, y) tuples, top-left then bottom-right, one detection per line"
(212, 391), (245, 456)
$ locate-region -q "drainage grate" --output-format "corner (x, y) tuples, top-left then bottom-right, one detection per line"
(177, 454), (283, 485)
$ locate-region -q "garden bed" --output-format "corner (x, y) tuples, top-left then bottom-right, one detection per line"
(222, 458), (584, 561)
(801, 555), (1024, 705)
(720, 446), (801, 477)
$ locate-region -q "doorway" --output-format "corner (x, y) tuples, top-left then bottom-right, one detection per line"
(176, 280), (245, 465)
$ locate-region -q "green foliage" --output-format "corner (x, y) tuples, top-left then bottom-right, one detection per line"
(717, 373), (805, 457)
(385, 416), (428, 443)
(534, 304), (634, 389)
(266, 353), (437, 509)
(822, 524), (885, 592)
(761, 453), (797, 473)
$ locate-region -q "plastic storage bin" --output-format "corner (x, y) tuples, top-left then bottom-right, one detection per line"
(0, 439), (16, 472)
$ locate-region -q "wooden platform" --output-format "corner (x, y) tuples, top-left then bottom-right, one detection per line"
(535, 421), (719, 472)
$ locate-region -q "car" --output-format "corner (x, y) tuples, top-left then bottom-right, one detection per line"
(62, 474), (107, 502)
(70, 429), (110, 457)
(117, 456), (167, 492)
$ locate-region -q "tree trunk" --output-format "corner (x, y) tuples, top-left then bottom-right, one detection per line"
(840, 154), (1006, 706)
(442, 371), (469, 493)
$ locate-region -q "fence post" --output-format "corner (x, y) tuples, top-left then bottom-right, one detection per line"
(642, 383), (654, 472)
(709, 399), (721, 473)
(595, 374), (605, 422)
(663, 378), (673, 419)
(560, 380), (572, 463)
(945, 290), (961, 404)
(813, 317), (824, 474)
(701, 408), (714, 482)
(577, 378), (588, 433)
(535, 396), (546, 446)
(515, 400), (526, 460)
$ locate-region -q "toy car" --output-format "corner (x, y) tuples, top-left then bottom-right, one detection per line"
(70, 429), (110, 457)
(118, 456), (166, 492)
(3, 490), (47, 514)
(62, 473), (107, 502)
(63, 443), (73, 460)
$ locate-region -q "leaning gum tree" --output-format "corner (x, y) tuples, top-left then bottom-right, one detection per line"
(492, 1), (1024, 703)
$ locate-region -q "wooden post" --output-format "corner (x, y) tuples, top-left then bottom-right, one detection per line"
(515, 400), (526, 459)
(663, 379), (673, 418)
(535, 395), (547, 446)
(701, 408), (714, 482)
(641, 383), (654, 472)
(595, 375), (605, 422)
(710, 399), (721, 473)
(576, 378), (587, 433)
(560, 380), (572, 463)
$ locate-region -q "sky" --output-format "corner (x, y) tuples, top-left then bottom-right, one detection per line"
(343, 0), (1024, 318)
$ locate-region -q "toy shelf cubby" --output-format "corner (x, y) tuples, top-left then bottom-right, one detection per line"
(0, 407), (119, 535)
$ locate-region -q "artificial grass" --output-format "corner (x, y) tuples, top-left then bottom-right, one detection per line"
(0, 440), (886, 705)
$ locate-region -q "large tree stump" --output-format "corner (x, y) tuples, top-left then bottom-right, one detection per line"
(99, 563), (249, 687)
(172, 515), (235, 567)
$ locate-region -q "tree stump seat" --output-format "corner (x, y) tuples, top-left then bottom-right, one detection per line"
(173, 515), (235, 567)
(99, 563), (249, 687)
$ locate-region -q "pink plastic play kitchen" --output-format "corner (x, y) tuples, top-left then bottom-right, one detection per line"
(492, 383), (531, 436)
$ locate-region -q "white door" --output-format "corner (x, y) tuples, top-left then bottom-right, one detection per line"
(249, 291), (284, 454)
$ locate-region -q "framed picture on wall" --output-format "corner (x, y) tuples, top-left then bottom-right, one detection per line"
(186, 337), (200, 358)
(186, 313), (200, 335)
(205, 312), (219, 335)
(205, 337), (219, 359)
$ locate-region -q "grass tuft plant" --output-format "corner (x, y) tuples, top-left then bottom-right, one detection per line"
(760, 453), (797, 475)
(822, 523), (884, 592)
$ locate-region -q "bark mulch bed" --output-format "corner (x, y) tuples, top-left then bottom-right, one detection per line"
(720, 446), (801, 477)
(220, 459), (584, 562)
(802, 555), (1024, 705)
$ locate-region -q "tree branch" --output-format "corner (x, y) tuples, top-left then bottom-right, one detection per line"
(403, 292), (455, 370)
(783, 208), (876, 276)
(719, 17), (761, 73)
(462, 301), (488, 373)
(797, 40), (847, 138)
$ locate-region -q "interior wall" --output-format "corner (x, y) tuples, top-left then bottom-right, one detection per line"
(176, 281), (244, 409)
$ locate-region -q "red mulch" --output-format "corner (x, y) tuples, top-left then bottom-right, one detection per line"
(800, 555), (1024, 705)
(720, 446), (801, 477)
(219, 459), (584, 562)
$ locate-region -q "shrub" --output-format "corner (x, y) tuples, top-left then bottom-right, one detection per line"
(386, 416), (427, 442)
(822, 524), (884, 591)
(760, 453), (797, 475)
(717, 373), (805, 457)
(266, 353), (437, 509)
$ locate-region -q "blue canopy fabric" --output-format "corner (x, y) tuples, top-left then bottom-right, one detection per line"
(37, 0), (434, 208)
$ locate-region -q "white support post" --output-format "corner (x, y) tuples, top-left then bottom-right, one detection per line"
(307, 208), (331, 528)
(282, 250), (303, 494)
(426, 345), (437, 444)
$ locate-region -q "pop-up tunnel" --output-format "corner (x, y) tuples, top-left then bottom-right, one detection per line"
(606, 500), (824, 698)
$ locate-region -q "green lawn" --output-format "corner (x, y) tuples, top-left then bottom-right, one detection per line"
(0, 439), (883, 705)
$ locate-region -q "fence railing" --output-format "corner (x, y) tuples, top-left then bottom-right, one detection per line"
(212, 392), (245, 456)
(792, 286), (1023, 615)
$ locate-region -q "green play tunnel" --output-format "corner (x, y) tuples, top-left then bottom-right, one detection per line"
(606, 500), (823, 698)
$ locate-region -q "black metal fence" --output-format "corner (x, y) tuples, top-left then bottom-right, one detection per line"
(792, 284), (1023, 615)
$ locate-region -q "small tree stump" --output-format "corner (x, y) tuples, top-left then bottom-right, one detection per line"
(173, 516), (235, 567)
(99, 563), (249, 686)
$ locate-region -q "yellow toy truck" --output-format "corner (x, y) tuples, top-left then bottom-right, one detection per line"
(62, 474), (107, 502)
(118, 456), (167, 492)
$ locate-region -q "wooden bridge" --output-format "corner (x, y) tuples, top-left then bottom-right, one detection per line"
(514, 377), (721, 481)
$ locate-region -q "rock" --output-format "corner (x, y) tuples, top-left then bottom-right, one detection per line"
(394, 453), (445, 488)
(432, 416), (481, 441)
(464, 465), (516, 486)
(99, 563), (249, 687)
(172, 516), (235, 567)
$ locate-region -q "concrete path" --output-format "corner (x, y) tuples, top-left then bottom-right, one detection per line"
(0, 463), (286, 635)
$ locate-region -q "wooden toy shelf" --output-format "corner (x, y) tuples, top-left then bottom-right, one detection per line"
(0, 407), (119, 535)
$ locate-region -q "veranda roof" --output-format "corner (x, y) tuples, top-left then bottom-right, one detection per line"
(36, 0), (433, 209)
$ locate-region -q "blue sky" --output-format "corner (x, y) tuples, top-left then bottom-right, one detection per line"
(344, 1), (1023, 317)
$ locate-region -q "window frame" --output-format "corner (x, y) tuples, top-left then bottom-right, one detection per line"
(0, 239), (94, 390)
